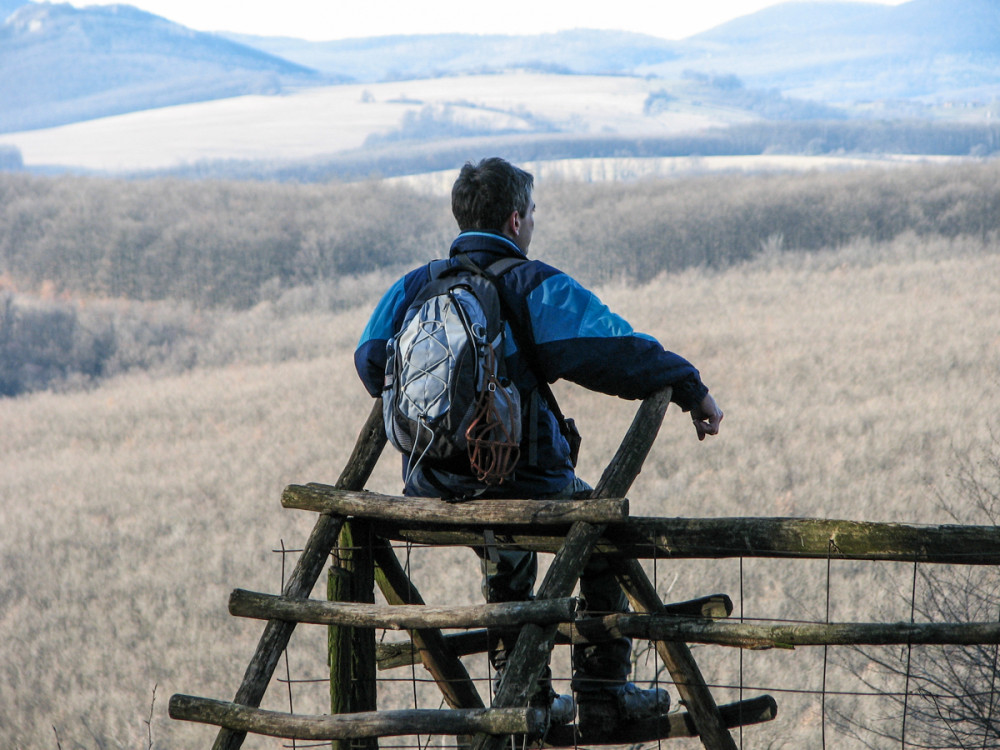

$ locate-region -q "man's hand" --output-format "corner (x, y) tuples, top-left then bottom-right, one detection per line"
(691, 393), (723, 441)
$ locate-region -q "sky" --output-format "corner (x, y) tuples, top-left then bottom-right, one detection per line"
(64, 0), (911, 42)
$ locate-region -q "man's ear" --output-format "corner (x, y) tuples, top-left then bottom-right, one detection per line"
(505, 210), (521, 239)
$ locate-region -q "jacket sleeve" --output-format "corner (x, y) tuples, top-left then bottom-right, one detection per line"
(523, 269), (708, 410)
(354, 274), (408, 397)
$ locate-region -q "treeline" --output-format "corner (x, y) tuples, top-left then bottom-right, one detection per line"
(0, 176), (452, 309)
(149, 120), (1000, 183)
(539, 161), (1000, 281)
(2, 160), (999, 396)
(3, 161), (998, 304)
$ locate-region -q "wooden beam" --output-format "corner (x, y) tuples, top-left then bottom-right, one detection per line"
(172, 695), (545, 740)
(229, 589), (578, 629)
(371, 538), (484, 713)
(544, 695), (778, 746)
(208, 399), (387, 750)
(617, 558), (738, 750)
(283, 486), (629, 525)
(608, 617), (1000, 649)
(172, 693), (776, 744)
(376, 595), (734, 670)
(375, 516), (1000, 565)
(472, 388), (673, 750)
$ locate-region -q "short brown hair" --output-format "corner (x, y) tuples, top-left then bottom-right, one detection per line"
(451, 158), (533, 232)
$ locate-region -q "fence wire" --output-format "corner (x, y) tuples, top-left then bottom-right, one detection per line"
(270, 537), (1000, 750)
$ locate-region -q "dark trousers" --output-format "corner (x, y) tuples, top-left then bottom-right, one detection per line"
(476, 477), (632, 694)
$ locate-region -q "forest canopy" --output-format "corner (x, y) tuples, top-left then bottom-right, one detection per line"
(1, 161), (998, 396)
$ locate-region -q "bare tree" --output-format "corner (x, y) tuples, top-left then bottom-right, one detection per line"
(834, 433), (1000, 749)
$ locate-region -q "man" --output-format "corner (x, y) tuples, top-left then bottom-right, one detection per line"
(355, 157), (723, 727)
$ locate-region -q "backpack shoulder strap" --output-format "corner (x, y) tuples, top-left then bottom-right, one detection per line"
(480, 256), (572, 430)
(485, 256), (525, 278)
(426, 258), (452, 280)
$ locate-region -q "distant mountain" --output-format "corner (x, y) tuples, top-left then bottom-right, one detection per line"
(220, 29), (683, 83)
(223, 0), (1000, 106)
(666, 0), (1000, 102)
(0, 0), (27, 21)
(690, 1), (891, 45)
(0, 2), (335, 133)
(2, 0), (998, 140)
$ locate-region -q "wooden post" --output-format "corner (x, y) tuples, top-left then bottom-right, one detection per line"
(372, 538), (484, 750)
(472, 388), (672, 750)
(230, 589), (578, 629)
(329, 520), (378, 750)
(211, 399), (387, 750)
(616, 558), (738, 750)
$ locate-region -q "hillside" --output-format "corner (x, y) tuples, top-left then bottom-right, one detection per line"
(3, 161), (999, 396)
(0, 0), (26, 20)
(220, 28), (684, 83)
(2, 234), (999, 748)
(665, 0), (1000, 102)
(2, 0), (1000, 146)
(0, 2), (331, 133)
(226, 0), (1000, 107)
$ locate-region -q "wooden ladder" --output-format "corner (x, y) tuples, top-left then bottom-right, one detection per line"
(170, 390), (777, 749)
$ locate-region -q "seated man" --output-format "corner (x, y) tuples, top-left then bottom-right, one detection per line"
(355, 157), (723, 726)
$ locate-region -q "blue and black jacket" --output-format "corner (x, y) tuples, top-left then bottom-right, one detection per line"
(355, 231), (709, 498)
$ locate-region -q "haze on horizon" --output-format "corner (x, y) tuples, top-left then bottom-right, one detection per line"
(62, 0), (910, 42)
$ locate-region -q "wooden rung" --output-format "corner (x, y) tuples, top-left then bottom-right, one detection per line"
(544, 695), (778, 746)
(372, 536), (484, 710)
(282, 485), (629, 525)
(229, 589), (579, 629)
(378, 516), (1000, 564)
(170, 694), (545, 740)
(377, 594), (734, 670)
(624, 618), (1000, 649)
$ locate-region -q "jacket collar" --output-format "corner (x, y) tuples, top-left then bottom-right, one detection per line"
(449, 231), (527, 260)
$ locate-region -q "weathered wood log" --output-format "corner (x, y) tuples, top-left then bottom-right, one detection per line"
(375, 516), (1000, 565)
(371, 539), (482, 750)
(473, 388), (672, 750)
(545, 695), (778, 746)
(610, 617), (1000, 649)
(283, 485), (629, 525)
(328, 520), (377, 750)
(230, 589), (578, 629)
(172, 695), (545, 740)
(376, 594), (734, 670)
(210, 398), (387, 750)
(616, 559), (738, 750)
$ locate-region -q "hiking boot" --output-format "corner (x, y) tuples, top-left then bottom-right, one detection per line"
(578, 683), (670, 727)
(495, 672), (576, 727)
(544, 692), (577, 726)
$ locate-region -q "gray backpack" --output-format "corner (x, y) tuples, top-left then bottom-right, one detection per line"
(382, 256), (523, 485)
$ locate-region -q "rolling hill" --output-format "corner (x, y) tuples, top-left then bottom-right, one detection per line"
(662, 0), (1000, 102)
(0, 2), (334, 133)
(226, 0), (1000, 105)
(1, 0), (998, 174)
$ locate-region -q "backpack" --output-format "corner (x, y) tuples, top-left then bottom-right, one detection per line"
(382, 255), (523, 486)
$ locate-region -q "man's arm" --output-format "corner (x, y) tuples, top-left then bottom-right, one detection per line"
(519, 267), (710, 409)
(354, 273), (412, 396)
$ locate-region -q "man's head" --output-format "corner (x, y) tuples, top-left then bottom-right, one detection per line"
(451, 157), (535, 253)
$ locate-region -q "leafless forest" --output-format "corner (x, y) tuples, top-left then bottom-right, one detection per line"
(1, 162), (999, 749)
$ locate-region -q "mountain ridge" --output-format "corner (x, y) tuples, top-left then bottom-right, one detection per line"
(1, 0), (998, 151)
(0, 2), (334, 132)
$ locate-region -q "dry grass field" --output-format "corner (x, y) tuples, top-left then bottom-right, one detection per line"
(1, 231), (999, 749)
